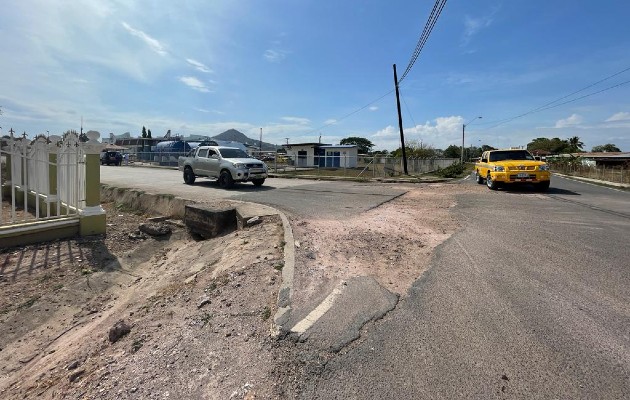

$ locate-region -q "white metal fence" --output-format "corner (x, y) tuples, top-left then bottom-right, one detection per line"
(124, 151), (458, 178)
(1, 132), (85, 226)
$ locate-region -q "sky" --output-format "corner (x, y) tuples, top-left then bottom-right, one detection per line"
(1, 0), (630, 152)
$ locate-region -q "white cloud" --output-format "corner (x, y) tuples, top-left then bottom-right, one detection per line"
(263, 49), (287, 63)
(605, 112), (630, 122)
(324, 119), (337, 125)
(281, 116), (310, 125)
(369, 106), (378, 111)
(179, 76), (211, 92)
(186, 58), (212, 73)
(554, 113), (583, 128)
(194, 108), (224, 115)
(461, 11), (496, 46)
(373, 125), (398, 138)
(121, 22), (168, 56)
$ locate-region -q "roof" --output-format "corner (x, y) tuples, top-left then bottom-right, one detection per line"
(284, 142), (330, 147)
(319, 145), (358, 149)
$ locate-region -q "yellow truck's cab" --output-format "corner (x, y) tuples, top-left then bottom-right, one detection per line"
(475, 149), (551, 191)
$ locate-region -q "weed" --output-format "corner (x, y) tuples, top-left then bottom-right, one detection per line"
(261, 306), (271, 321)
(38, 274), (53, 283)
(200, 312), (212, 327)
(280, 240), (286, 247)
(52, 284), (64, 292)
(81, 268), (93, 275)
(206, 282), (217, 292)
(273, 261), (284, 271)
(131, 338), (144, 353)
(19, 295), (41, 310)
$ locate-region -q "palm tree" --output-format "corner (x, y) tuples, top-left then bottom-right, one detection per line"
(568, 136), (584, 153)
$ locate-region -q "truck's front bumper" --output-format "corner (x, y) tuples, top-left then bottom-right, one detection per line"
(233, 168), (268, 182)
(489, 171), (551, 183)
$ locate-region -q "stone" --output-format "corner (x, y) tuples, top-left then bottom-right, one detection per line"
(139, 222), (172, 237)
(108, 320), (131, 343)
(246, 216), (261, 226)
(197, 296), (211, 309)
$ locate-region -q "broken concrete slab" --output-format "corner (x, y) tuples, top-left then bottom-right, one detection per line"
(184, 204), (237, 239)
(290, 276), (399, 352)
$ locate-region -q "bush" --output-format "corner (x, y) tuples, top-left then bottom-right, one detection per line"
(436, 162), (466, 178)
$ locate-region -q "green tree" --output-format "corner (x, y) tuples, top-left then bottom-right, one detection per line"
(339, 136), (374, 154)
(443, 144), (461, 159)
(147, 129), (152, 138)
(142, 126), (147, 138)
(567, 136), (584, 153)
(591, 144), (620, 152)
(527, 137), (570, 154)
(406, 140), (437, 158)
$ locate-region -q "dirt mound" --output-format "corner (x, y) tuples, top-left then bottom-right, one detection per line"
(0, 202), (285, 399)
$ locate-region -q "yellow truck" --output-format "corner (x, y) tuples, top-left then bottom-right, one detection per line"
(475, 149), (551, 191)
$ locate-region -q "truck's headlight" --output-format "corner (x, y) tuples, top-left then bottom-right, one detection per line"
(539, 164), (549, 171)
(493, 166), (505, 172)
(233, 163), (245, 168)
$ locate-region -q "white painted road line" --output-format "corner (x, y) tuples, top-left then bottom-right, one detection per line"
(290, 282), (346, 335)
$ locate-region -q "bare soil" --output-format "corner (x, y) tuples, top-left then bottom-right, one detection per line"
(0, 181), (483, 399)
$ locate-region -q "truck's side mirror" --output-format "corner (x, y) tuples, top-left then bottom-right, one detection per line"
(481, 158), (487, 163)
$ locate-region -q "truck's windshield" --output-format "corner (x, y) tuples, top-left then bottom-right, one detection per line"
(489, 151), (535, 162)
(219, 148), (249, 158)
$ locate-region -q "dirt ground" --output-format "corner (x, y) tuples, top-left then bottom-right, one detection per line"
(0, 182), (482, 399)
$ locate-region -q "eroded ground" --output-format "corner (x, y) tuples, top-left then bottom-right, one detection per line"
(1, 181), (482, 399)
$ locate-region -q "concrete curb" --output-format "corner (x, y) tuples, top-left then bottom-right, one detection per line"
(553, 173), (630, 189)
(100, 184), (296, 336)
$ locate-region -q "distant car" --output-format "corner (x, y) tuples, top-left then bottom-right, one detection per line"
(100, 151), (123, 166)
(178, 145), (268, 188)
(259, 154), (275, 162)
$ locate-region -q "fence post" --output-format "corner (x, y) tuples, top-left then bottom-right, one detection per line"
(79, 132), (106, 236)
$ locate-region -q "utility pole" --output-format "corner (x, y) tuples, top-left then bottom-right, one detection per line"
(259, 127), (263, 156)
(393, 64), (408, 175)
(462, 116), (482, 163)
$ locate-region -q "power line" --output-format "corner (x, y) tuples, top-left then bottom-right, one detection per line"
(399, 89), (418, 128)
(482, 65), (630, 129)
(306, 89), (394, 135)
(398, 0), (448, 84)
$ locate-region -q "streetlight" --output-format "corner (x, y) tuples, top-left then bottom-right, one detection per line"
(462, 116), (482, 163)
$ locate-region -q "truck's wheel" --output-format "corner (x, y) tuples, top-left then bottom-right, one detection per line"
(183, 167), (196, 184)
(475, 171), (484, 184)
(218, 170), (234, 189)
(486, 173), (499, 190)
(535, 181), (550, 192)
(252, 178), (265, 187)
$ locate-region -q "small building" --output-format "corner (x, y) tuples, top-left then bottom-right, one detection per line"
(283, 143), (358, 168)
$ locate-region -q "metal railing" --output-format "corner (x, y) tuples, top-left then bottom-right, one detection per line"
(1, 132), (86, 226)
(551, 163), (630, 185)
(114, 152), (459, 179)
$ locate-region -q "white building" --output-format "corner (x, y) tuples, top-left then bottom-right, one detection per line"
(283, 143), (358, 168)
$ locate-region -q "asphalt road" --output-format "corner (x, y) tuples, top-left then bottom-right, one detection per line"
(100, 165), (408, 218)
(298, 175), (630, 399)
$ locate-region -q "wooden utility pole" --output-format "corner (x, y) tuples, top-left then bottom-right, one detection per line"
(393, 64), (408, 175)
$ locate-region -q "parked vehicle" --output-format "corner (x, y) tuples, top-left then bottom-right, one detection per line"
(475, 149), (551, 191)
(178, 146), (268, 188)
(100, 151), (123, 166)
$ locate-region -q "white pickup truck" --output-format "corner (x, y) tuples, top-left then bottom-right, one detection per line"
(178, 146), (268, 188)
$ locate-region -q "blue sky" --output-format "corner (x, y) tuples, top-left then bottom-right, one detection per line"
(1, 0), (630, 151)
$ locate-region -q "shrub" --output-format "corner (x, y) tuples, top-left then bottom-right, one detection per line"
(436, 162), (466, 178)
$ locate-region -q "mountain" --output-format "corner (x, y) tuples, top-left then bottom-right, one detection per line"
(213, 129), (251, 143)
(212, 129), (278, 151)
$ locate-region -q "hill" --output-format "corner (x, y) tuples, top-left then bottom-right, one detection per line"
(212, 129), (278, 152)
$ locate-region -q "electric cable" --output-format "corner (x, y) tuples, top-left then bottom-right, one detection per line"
(480, 65), (630, 129)
(399, 0), (448, 84)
